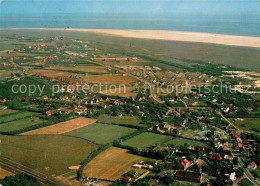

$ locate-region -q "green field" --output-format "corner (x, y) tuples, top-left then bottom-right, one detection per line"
(65, 123), (136, 144)
(97, 114), (144, 127)
(163, 137), (206, 147)
(0, 111), (39, 123)
(0, 135), (98, 176)
(235, 118), (260, 132)
(0, 109), (18, 116)
(121, 132), (172, 149)
(0, 117), (45, 133)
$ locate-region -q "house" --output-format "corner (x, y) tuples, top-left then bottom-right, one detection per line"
(67, 85), (75, 93)
(46, 110), (52, 116)
(247, 161), (257, 170)
(42, 95), (48, 100)
(209, 153), (223, 161)
(247, 107), (253, 111)
(73, 105), (78, 110)
(180, 159), (190, 170)
(229, 172), (236, 181)
(124, 176), (131, 181)
(194, 146), (205, 151)
(174, 171), (203, 183)
(11, 63), (18, 67)
(0, 99), (7, 103)
(222, 146), (228, 151)
(214, 130), (225, 136)
(65, 95), (69, 100)
(44, 104), (51, 108)
(180, 107), (187, 112)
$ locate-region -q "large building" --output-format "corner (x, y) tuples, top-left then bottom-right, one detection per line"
(174, 171), (203, 183)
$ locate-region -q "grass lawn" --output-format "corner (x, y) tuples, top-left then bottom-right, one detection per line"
(83, 147), (145, 181)
(121, 132), (172, 149)
(0, 109), (18, 116)
(0, 111), (39, 123)
(65, 123), (136, 144)
(163, 137), (206, 147)
(0, 117), (45, 133)
(180, 129), (202, 138)
(0, 135), (98, 176)
(97, 114), (145, 127)
(235, 118), (260, 132)
(238, 178), (253, 186)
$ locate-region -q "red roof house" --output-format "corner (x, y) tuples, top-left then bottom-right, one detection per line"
(209, 154), (223, 161)
(180, 159), (190, 169)
(222, 146), (228, 151)
(73, 104), (78, 110)
(46, 110), (52, 116)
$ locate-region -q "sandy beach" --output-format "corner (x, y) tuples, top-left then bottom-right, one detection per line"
(28, 28), (260, 48)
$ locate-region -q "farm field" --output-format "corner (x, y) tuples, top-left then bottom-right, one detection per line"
(65, 123), (136, 144)
(83, 74), (136, 85)
(83, 147), (144, 181)
(235, 118), (260, 132)
(0, 111), (39, 123)
(45, 66), (108, 73)
(121, 132), (172, 149)
(97, 115), (144, 127)
(21, 117), (97, 135)
(163, 137), (206, 147)
(0, 168), (14, 179)
(0, 135), (98, 176)
(25, 69), (80, 78)
(0, 109), (18, 116)
(0, 117), (44, 133)
(99, 86), (137, 98)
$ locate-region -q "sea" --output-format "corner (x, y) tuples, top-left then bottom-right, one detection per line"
(1, 13), (260, 37)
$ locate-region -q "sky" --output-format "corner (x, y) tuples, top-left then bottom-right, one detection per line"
(0, 0), (260, 36)
(0, 0), (259, 16)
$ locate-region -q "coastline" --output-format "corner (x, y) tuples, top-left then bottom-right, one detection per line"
(16, 28), (260, 48)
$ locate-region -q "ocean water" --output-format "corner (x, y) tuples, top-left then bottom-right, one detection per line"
(1, 13), (260, 37)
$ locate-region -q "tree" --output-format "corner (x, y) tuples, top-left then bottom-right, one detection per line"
(160, 174), (174, 185)
(0, 174), (40, 186)
(233, 157), (238, 165)
(235, 167), (244, 177)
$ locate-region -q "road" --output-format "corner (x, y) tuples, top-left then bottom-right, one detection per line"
(126, 72), (165, 103)
(0, 156), (60, 185)
(134, 171), (150, 182)
(238, 157), (259, 185)
(217, 111), (240, 131)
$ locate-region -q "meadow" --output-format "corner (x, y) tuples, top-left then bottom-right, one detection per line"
(97, 115), (144, 128)
(65, 123), (137, 144)
(83, 147), (144, 181)
(0, 109), (18, 116)
(0, 111), (39, 123)
(163, 137), (206, 147)
(235, 118), (260, 132)
(0, 135), (98, 176)
(121, 132), (172, 149)
(0, 117), (44, 133)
